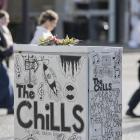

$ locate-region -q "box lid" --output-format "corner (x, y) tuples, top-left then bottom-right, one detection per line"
(14, 44), (122, 54)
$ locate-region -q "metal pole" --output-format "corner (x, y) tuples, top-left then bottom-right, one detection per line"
(109, 0), (116, 43)
(22, 0), (29, 43)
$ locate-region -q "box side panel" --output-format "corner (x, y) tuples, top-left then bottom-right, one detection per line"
(88, 48), (122, 140)
(14, 52), (89, 140)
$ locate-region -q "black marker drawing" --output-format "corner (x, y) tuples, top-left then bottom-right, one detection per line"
(93, 66), (113, 78)
(112, 51), (121, 80)
(113, 51), (121, 66)
(38, 83), (45, 100)
(43, 63), (62, 97)
(22, 55), (39, 88)
(55, 133), (65, 140)
(15, 55), (22, 78)
(92, 54), (100, 64)
(60, 55), (81, 77)
(15, 134), (38, 140)
(68, 133), (81, 140)
(22, 54), (48, 88)
(89, 50), (121, 140)
(64, 83), (77, 102)
(102, 55), (111, 66)
(114, 67), (120, 79)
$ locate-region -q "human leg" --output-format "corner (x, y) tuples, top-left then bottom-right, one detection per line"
(0, 63), (14, 113)
(126, 87), (140, 117)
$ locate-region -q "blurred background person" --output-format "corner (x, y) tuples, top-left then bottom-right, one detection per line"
(31, 9), (59, 45)
(126, 60), (140, 118)
(129, 0), (140, 48)
(0, 10), (14, 114)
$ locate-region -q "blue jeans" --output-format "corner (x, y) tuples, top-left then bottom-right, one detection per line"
(0, 63), (14, 111)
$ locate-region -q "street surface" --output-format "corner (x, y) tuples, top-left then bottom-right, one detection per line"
(0, 51), (140, 140)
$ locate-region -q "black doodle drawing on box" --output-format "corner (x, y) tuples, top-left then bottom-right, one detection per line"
(112, 51), (121, 80)
(24, 73), (37, 87)
(114, 67), (121, 79)
(38, 83), (45, 100)
(93, 66), (113, 78)
(89, 51), (121, 140)
(22, 54), (49, 88)
(22, 55), (39, 88)
(112, 114), (121, 127)
(91, 123), (102, 137)
(60, 55), (82, 78)
(89, 90), (121, 139)
(68, 133), (81, 140)
(43, 63), (62, 100)
(64, 83), (77, 102)
(55, 133), (65, 140)
(101, 55), (111, 66)
(14, 55), (23, 79)
(92, 53), (100, 64)
(15, 134), (38, 140)
(113, 51), (121, 66)
(15, 55), (22, 79)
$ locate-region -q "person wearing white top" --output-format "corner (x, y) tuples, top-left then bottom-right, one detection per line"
(31, 9), (59, 45)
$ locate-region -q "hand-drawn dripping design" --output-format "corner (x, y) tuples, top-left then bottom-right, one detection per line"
(43, 63), (62, 98)
(64, 83), (77, 102)
(60, 55), (81, 78)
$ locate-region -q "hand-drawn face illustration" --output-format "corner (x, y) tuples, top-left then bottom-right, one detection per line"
(64, 83), (77, 102)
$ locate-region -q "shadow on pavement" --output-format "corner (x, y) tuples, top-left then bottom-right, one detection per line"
(123, 124), (140, 134)
(0, 137), (14, 140)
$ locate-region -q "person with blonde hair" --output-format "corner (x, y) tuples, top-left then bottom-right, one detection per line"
(31, 9), (59, 44)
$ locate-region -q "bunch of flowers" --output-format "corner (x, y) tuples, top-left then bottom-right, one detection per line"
(39, 35), (79, 46)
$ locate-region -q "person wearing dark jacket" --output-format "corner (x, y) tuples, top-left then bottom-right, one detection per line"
(126, 60), (140, 118)
(0, 10), (14, 114)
